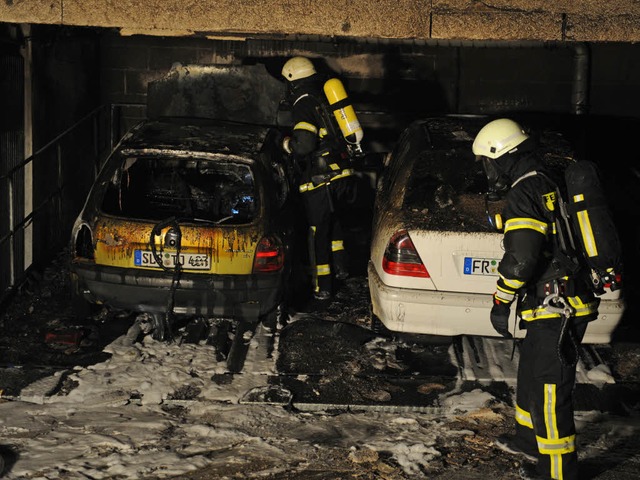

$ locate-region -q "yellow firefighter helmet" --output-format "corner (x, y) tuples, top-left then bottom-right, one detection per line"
(281, 57), (316, 82)
(472, 118), (529, 159)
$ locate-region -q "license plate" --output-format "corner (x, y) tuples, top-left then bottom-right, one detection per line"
(463, 257), (499, 276)
(134, 250), (210, 270)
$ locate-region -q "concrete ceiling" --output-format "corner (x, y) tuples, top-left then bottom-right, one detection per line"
(1, 1), (639, 43)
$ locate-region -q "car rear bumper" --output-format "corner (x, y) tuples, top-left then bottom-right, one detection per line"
(71, 262), (285, 320)
(368, 262), (624, 344)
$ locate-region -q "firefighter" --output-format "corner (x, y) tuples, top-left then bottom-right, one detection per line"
(472, 118), (600, 480)
(280, 56), (357, 302)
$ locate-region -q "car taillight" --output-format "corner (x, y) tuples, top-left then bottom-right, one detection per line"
(253, 235), (284, 273)
(382, 230), (429, 278)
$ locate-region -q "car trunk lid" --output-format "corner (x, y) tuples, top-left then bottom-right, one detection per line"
(93, 217), (260, 274)
(407, 228), (504, 294)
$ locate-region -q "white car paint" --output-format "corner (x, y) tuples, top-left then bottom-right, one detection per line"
(368, 116), (624, 344)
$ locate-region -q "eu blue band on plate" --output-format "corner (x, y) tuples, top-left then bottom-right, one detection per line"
(463, 257), (499, 276)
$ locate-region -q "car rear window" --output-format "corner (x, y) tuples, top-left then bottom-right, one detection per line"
(403, 147), (492, 231)
(405, 148), (485, 207)
(101, 156), (257, 224)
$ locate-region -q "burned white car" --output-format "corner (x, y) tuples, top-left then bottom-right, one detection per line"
(368, 115), (624, 344)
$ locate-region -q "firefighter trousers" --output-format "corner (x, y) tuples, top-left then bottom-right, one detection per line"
(302, 179), (347, 293)
(301, 177), (351, 294)
(514, 317), (588, 480)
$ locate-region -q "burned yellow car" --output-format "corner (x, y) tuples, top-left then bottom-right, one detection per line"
(69, 117), (295, 356)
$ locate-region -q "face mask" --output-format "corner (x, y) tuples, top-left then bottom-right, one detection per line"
(481, 157), (510, 200)
(286, 79), (303, 98)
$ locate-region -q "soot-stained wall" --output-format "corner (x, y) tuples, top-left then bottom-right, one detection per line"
(97, 32), (640, 144)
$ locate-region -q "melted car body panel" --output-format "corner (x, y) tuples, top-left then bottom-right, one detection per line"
(92, 218), (260, 273)
(69, 113), (293, 324)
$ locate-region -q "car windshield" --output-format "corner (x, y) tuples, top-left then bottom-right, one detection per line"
(101, 156), (257, 224)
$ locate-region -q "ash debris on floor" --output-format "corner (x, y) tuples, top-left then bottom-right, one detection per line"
(1, 250), (640, 480)
(0, 253), (130, 367)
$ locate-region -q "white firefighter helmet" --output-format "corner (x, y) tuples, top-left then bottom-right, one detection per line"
(472, 118), (529, 159)
(281, 56), (316, 82)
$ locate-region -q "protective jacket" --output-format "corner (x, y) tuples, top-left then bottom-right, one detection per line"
(492, 151), (599, 325)
(492, 149), (600, 480)
(286, 75), (354, 192)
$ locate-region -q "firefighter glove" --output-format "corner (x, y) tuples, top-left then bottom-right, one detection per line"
(490, 297), (513, 339)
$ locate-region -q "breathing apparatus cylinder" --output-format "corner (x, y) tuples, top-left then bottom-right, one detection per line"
(323, 78), (364, 150)
(564, 160), (622, 292)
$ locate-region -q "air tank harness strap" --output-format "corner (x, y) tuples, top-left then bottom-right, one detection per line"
(542, 281), (579, 367)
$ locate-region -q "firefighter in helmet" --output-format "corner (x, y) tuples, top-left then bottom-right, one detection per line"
(281, 56), (358, 302)
(473, 118), (600, 480)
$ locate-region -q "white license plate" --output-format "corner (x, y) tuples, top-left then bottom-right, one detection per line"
(134, 250), (210, 270)
(463, 257), (499, 276)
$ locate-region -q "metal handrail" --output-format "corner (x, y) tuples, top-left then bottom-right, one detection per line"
(0, 105), (106, 182)
(0, 105), (110, 307)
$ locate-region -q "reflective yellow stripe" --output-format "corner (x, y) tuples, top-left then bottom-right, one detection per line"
(330, 169), (354, 181)
(541, 383), (562, 479)
(319, 127), (328, 138)
(495, 287), (515, 304)
(537, 428), (575, 480)
(499, 274), (524, 290)
(520, 297), (599, 322)
(520, 308), (562, 321)
(568, 297), (599, 317)
(293, 121), (318, 134)
(544, 384), (559, 440)
(576, 207), (598, 257)
(515, 403), (533, 429)
(316, 263), (331, 276)
(536, 434), (576, 455)
(299, 168), (353, 193)
(332, 240), (344, 252)
(299, 181), (327, 192)
(504, 217), (549, 235)
(329, 162), (340, 171)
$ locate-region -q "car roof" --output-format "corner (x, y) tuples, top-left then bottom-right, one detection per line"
(118, 117), (274, 159)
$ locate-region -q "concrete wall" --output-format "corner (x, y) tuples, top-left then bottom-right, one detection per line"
(1, 1), (639, 42)
(96, 33), (640, 149)
(10, 27), (640, 150)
